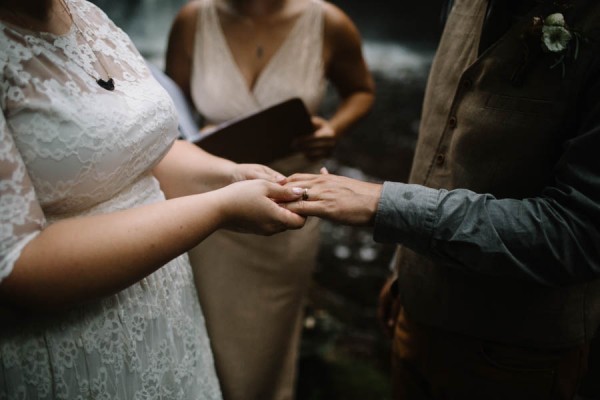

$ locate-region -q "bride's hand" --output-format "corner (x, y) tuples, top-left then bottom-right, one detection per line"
(217, 179), (306, 235)
(231, 163), (287, 184)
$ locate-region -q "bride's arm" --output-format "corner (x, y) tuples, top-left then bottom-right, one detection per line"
(2, 182), (305, 311)
(1, 180), (304, 311)
(0, 119), (304, 311)
(153, 139), (286, 199)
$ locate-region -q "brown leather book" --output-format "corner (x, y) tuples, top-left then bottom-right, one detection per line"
(193, 98), (314, 164)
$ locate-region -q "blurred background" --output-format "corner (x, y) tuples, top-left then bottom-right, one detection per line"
(89, 0), (445, 398)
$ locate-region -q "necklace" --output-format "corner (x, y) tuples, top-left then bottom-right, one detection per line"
(221, 0), (288, 60)
(58, 0), (115, 91)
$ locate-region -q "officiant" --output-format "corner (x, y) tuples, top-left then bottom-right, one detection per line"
(165, 0), (374, 398)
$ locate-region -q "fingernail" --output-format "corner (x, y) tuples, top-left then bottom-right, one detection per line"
(275, 175), (286, 181)
(292, 187), (304, 194)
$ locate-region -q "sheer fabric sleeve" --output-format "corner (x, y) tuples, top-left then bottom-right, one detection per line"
(0, 111), (45, 283)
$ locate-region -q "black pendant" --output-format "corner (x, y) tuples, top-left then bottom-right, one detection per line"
(97, 78), (115, 91)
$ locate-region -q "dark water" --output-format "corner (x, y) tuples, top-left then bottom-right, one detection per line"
(333, 0), (446, 45)
(91, 1), (444, 398)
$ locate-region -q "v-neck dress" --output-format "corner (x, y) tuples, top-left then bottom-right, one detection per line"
(190, 0), (326, 128)
(188, 1), (325, 399)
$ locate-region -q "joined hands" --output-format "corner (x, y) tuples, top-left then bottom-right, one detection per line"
(281, 167), (383, 226)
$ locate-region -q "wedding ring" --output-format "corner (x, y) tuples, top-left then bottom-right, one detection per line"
(302, 188), (309, 201)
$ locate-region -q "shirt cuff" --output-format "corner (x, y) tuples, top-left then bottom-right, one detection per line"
(373, 182), (440, 251)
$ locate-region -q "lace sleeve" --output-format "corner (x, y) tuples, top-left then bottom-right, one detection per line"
(0, 110), (45, 283)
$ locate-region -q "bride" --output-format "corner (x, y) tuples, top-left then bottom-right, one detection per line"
(0, 0), (306, 398)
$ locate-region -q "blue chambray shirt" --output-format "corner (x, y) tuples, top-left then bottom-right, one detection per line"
(373, 123), (600, 288)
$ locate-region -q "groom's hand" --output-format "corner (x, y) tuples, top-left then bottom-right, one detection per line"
(282, 173), (383, 226)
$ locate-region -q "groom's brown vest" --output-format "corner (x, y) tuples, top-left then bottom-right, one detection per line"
(396, 0), (600, 346)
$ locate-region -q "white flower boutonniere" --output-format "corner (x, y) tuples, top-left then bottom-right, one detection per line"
(541, 13), (572, 52)
(513, 7), (587, 85)
(534, 12), (585, 76)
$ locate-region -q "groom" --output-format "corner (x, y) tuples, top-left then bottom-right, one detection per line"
(284, 0), (600, 398)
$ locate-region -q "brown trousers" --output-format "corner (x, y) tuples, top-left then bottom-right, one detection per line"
(392, 309), (590, 400)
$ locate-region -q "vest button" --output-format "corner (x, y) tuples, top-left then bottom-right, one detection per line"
(435, 153), (445, 165)
(448, 116), (457, 129)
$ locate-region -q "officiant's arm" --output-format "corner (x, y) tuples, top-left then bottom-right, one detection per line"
(323, 2), (375, 135)
(294, 3), (374, 160)
(164, 1), (197, 102)
(153, 139), (286, 199)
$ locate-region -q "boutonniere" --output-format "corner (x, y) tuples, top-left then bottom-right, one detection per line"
(537, 13), (585, 74)
(512, 10), (586, 85)
(540, 13), (572, 53)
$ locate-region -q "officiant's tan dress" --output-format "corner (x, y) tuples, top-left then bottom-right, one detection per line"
(188, 0), (326, 399)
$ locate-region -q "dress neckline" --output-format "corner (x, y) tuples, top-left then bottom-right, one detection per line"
(210, 0), (313, 97)
(0, 0), (76, 39)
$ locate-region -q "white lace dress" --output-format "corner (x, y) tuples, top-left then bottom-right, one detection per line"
(0, 1), (222, 398)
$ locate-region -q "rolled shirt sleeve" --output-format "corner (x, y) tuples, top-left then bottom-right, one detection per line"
(374, 182), (439, 252)
(373, 127), (600, 287)
(373, 43), (600, 288)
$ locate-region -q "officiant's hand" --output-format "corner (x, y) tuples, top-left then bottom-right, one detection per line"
(293, 116), (337, 161)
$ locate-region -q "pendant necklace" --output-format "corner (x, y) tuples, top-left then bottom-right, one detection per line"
(58, 0), (115, 91)
(222, 1), (267, 60)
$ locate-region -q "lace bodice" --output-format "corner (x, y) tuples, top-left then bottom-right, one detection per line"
(0, 1), (221, 398)
(0, 0), (178, 274)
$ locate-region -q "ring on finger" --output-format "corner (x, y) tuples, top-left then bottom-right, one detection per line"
(302, 188), (309, 201)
